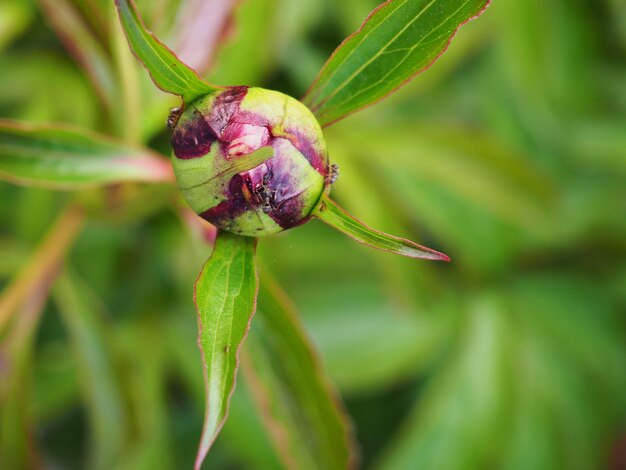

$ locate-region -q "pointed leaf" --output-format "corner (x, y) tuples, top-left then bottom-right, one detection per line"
(242, 272), (356, 470)
(0, 120), (173, 188)
(302, 0), (491, 126)
(114, 0), (220, 102)
(314, 195), (449, 261)
(194, 231), (258, 469)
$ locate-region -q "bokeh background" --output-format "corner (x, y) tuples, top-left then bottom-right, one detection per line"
(1, 0), (625, 468)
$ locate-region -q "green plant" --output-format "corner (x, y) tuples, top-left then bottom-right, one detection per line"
(119, 0), (490, 465)
(2, 0), (625, 469)
(0, 0), (489, 465)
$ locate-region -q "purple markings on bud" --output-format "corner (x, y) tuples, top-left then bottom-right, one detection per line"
(171, 110), (217, 159)
(207, 86), (248, 137)
(285, 127), (327, 176)
(245, 160), (306, 229)
(270, 188), (306, 228)
(222, 123), (270, 157)
(172, 87), (248, 160)
(171, 87), (329, 236)
(200, 174), (250, 231)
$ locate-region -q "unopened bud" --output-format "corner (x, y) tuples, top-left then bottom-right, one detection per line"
(171, 87), (329, 236)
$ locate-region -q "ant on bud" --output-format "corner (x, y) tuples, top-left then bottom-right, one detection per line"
(328, 163), (340, 185)
(167, 107), (182, 129)
(251, 172), (276, 214)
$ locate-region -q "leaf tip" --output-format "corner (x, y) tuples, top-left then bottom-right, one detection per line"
(433, 251), (451, 263)
(192, 234), (259, 469)
(316, 197), (450, 262)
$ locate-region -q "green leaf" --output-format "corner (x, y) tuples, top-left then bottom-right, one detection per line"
(307, 299), (451, 394)
(0, 0), (33, 52)
(38, 0), (116, 108)
(0, 120), (173, 189)
(302, 0), (491, 126)
(314, 195), (449, 261)
(243, 272), (355, 470)
(0, 314), (39, 469)
(164, 313), (284, 469)
(0, 239), (28, 276)
(114, 319), (172, 469)
(0, 205), (84, 333)
(53, 269), (128, 470)
(0, 53), (99, 126)
(194, 231), (258, 469)
(0, 253), (55, 468)
(377, 294), (510, 469)
(114, 0), (220, 103)
(31, 342), (80, 422)
(331, 122), (553, 231)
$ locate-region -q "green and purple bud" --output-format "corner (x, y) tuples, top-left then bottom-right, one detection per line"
(171, 87), (329, 236)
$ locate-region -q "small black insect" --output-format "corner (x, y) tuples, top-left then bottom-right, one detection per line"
(251, 172), (276, 214)
(167, 106), (182, 129)
(329, 163), (340, 185)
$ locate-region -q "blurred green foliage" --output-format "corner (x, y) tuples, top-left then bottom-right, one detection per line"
(0, 0), (625, 468)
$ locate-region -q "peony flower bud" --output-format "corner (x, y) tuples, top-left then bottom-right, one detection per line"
(171, 87), (329, 237)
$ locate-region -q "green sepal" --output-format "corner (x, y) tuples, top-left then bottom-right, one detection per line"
(314, 194), (449, 261)
(115, 0), (220, 103)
